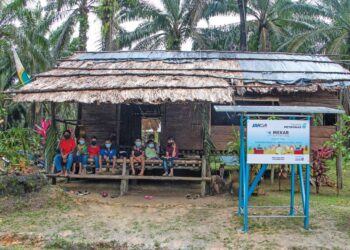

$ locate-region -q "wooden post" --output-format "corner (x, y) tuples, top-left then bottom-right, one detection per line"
(77, 103), (82, 125)
(30, 102), (36, 128)
(201, 102), (211, 197)
(336, 113), (343, 194)
(116, 104), (121, 147)
(46, 102), (57, 173)
(270, 165), (275, 185)
(51, 103), (57, 129)
(206, 104), (212, 193)
(120, 157), (128, 195)
(201, 157), (207, 197)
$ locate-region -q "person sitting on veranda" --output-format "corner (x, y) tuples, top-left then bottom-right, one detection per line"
(99, 139), (117, 174)
(54, 130), (76, 177)
(147, 134), (160, 154)
(145, 137), (159, 160)
(75, 137), (88, 175)
(130, 138), (145, 176)
(88, 136), (100, 173)
(162, 136), (179, 177)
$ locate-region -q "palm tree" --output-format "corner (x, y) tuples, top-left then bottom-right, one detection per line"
(96, 0), (134, 51)
(237, 0), (248, 51)
(246, 0), (302, 52)
(122, 0), (208, 50)
(192, 24), (240, 50)
(283, 0), (350, 55)
(0, 1), (53, 128)
(46, 0), (95, 57)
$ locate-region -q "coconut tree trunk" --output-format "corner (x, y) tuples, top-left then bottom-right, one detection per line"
(237, 0), (248, 51)
(99, 0), (119, 51)
(259, 26), (270, 52)
(78, 0), (89, 51)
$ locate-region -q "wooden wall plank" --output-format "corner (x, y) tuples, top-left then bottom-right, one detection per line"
(162, 103), (203, 150)
(81, 103), (117, 144)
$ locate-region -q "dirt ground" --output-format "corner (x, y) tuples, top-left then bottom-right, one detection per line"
(0, 177), (349, 250)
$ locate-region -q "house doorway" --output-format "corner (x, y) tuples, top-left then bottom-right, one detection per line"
(141, 117), (161, 144)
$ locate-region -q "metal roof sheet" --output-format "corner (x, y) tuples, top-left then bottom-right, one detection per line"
(214, 105), (345, 114)
(72, 51), (350, 85)
(75, 51), (332, 62)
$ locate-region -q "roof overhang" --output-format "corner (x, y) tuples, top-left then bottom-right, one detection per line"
(214, 105), (345, 114)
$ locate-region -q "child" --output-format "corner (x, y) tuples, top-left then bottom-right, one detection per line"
(162, 136), (178, 176)
(54, 130), (76, 176)
(147, 134), (160, 154)
(75, 137), (88, 175)
(88, 136), (100, 173)
(145, 138), (159, 160)
(130, 138), (145, 176)
(99, 139), (117, 173)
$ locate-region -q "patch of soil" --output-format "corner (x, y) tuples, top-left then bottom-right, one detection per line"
(0, 180), (349, 249)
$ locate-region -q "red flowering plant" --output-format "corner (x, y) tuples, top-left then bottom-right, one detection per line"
(311, 147), (334, 194)
(34, 119), (51, 144)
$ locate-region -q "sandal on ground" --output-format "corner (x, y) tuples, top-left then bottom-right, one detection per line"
(193, 194), (200, 199)
(144, 195), (153, 200)
(83, 190), (90, 195)
(110, 193), (119, 198)
(185, 194), (192, 199)
(100, 191), (108, 198)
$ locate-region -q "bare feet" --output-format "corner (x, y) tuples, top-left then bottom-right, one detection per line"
(56, 171), (62, 176)
(138, 172), (144, 176)
(162, 172), (168, 176)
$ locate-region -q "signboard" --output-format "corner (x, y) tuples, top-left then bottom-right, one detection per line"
(247, 120), (310, 164)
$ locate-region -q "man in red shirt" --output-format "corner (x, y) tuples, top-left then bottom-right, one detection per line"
(54, 130), (76, 176)
(88, 136), (100, 173)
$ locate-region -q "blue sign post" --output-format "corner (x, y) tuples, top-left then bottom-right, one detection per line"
(214, 105), (345, 233)
(238, 114), (311, 232)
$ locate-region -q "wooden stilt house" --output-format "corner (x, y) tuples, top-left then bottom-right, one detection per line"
(8, 51), (350, 195)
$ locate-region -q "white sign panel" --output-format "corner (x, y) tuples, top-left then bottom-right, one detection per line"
(247, 120), (310, 164)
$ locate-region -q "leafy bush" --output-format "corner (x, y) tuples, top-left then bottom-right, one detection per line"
(227, 127), (240, 155)
(325, 114), (350, 161)
(0, 127), (41, 165)
(0, 174), (47, 196)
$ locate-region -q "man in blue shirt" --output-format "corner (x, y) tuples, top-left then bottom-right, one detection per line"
(99, 139), (117, 173)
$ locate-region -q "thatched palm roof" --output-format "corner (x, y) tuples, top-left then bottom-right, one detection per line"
(8, 51), (350, 104)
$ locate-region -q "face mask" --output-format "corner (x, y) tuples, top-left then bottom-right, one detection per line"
(135, 142), (141, 147)
(105, 143), (111, 148)
(148, 143), (154, 148)
(91, 141), (97, 145)
(79, 140), (85, 145)
(64, 134), (70, 139)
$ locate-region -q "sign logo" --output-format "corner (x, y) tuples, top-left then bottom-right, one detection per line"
(252, 123), (267, 128)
